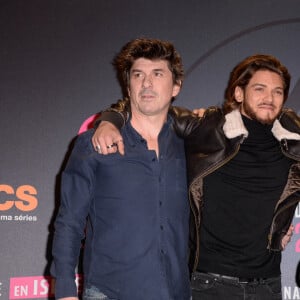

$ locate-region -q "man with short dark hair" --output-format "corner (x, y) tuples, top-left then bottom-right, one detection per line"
(51, 38), (191, 300)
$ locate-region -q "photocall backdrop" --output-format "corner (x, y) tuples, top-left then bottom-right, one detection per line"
(1, 1), (300, 299)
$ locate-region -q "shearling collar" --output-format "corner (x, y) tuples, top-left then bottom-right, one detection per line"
(223, 109), (300, 141)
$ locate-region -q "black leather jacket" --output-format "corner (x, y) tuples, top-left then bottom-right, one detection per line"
(169, 106), (300, 272)
(100, 103), (300, 273)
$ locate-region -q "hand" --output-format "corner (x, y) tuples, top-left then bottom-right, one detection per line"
(58, 297), (78, 300)
(192, 108), (206, 117)
(92, 121), (124, 155)
(281, 224), (294, 250)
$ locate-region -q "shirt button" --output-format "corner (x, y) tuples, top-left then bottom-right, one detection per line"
(160, 225), (164, 230)
(159, 201), (162, 206)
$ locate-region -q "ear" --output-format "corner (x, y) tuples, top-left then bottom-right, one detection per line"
(234, 86), (244, 103)
(172, 81), (182, 97)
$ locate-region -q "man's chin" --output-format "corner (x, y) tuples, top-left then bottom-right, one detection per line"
(254, 113), (278, 125)
(242, 104), (281, 125)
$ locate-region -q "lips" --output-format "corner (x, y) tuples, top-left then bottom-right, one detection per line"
(258, 104), (275, 110)
(141, 94), (154, 98)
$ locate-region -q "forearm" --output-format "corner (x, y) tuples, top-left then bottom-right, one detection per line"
(94, 110), (126, 129)
(52, 133), (95, 298)
(169, 106), (201, 137)
(52, 199), (87, 298)
(94, 102), (197, 134)
(170, 105), (221, 137)
(94, 99), (130, 129)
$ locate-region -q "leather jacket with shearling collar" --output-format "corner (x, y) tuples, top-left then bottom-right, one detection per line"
(170, 106), (300, 273)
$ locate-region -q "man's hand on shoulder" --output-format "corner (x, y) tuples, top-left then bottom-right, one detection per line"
(192, 108), (206, 117)
(92, 121), (124, 155)
(281, 224), (294, 250)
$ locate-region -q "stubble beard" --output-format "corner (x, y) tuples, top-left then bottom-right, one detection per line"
(242, 101), (281, 125)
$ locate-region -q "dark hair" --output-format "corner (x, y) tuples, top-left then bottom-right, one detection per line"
(113, 38), (184, 97)
(223, 54), (291, 113)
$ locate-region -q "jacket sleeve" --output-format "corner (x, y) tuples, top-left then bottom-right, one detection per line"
(93, 99), (221, 138)
(51, 130), (97, 298)
(280, 108), (300, 133)
(268, 199), (299, 251)
(94, 98), (130, 129)
(94, 102), (196, 133)
(170, 106), (222, 138)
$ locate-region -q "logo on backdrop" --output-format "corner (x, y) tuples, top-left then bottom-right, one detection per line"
(283, 286), (300, 299)
(0, 184), (38, 222)
(295, 205), (300, 253)
(8, 275), (82, 299)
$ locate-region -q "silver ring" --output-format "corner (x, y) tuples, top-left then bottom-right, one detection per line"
(106, 143), (117, 149)
(95, 145), (101, 153)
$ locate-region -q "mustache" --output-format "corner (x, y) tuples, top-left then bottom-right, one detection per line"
(139, 89), (157, 97)
(258, 102), (276, 108)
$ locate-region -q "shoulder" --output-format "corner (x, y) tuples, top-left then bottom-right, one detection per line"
(169, 105), (193, 118)
(169, 105), (222, 119)
(72, 129), (95, 156)
(203, 106), (223, 119)
(280, 108), (300, 133)
(64, 129), (99, 173)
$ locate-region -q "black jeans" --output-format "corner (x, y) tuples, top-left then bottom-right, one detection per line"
(191, 272), (282, 300)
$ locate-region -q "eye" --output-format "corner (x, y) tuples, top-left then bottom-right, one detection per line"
(132, 72), (144, 79)
(154, 71), (163, 77)
(274, 89), (283, 96)
(254, 86), (264, 92)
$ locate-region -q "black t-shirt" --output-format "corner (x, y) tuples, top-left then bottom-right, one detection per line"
(197, 116), (293, 278)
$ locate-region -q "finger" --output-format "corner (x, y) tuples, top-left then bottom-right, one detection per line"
(281, 238), (288, 250)
(92, 136), (99, 150)
(100, 140), (118, 155)
(116, 139), (125, 155)
(94, 144), (102, 154)
(99, 140), (109, 155)
(106, 143), (117, 149)
(285, 227), (294, 240)
(92, 136), (105, 154)
(288, 224), (294, 235)
(106, 143), (118, 153)
(104, 134), (119, 150)
(281, 231), (292, 250)
(284, 237), (291, 248)
(192, 108), (206, 117)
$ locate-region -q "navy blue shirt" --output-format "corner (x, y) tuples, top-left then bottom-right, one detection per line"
(51, 116), (190, 300)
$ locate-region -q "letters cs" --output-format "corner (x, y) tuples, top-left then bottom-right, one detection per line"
(0, 184), (38, 211)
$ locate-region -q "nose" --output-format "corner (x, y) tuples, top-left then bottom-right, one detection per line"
(142, 74), (153, 88)
(263, 90), (273, 103)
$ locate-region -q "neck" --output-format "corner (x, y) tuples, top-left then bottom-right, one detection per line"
(131, 111), (166, 138)
(130, 111), (167, 156)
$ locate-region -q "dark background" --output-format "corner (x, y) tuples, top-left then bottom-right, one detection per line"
(1, 1), (300, 299)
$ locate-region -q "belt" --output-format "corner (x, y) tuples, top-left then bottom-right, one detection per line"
(207, 272), (267, 284)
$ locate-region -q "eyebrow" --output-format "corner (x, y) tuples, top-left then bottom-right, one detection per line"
(131, 68), (165, 73)
(250, 83), (284, 90)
